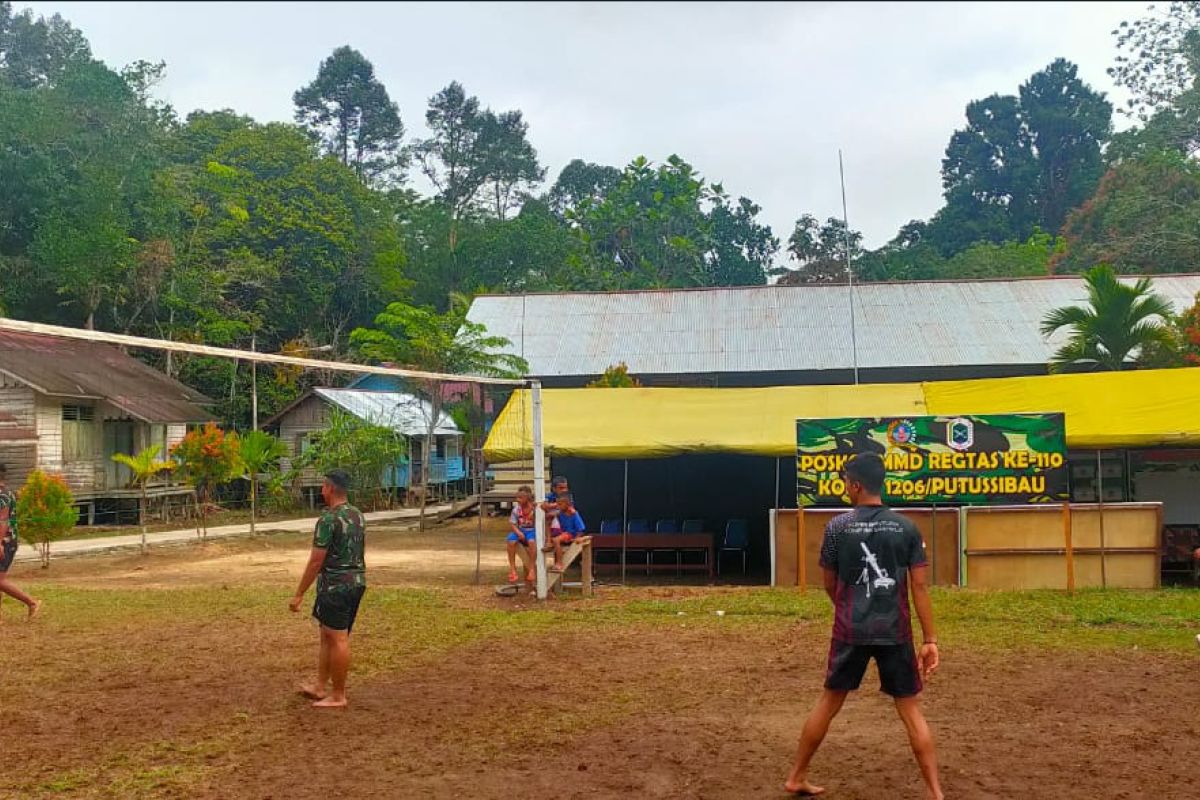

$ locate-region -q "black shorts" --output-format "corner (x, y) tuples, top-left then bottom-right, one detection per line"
(825, 640), (922, 698)
(0, 539), (16, 572)
(312, 586), (366, 633)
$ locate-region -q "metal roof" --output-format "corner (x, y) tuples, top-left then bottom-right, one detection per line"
(465, 275), (1200, 377)
(313, 388), (462, 437)
(0, 330), (214, 422)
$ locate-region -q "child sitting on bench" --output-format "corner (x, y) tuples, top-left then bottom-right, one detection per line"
(506, 486), (537, 584)
(545, 492), (586, 572)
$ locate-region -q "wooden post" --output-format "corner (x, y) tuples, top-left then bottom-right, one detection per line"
(1096, 450), (1108, 589)
(930, 503), (937, 585)
(797, 506), (807, 590)
(1063, 501), (1075, 594)
(581, 538), (594, 597)
(532, 382), (547, 600)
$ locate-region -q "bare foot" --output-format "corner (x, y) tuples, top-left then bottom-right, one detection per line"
(783, 780), (825, 796)
(312, 695), (347, 709)
(27, 600), (42, 620)
(298, 683), (327, 700)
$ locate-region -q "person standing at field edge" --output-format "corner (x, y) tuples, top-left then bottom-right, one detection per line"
(0, 463), (42, 621)
(289, 469), (366, 709)
(785, 453), (943, 799)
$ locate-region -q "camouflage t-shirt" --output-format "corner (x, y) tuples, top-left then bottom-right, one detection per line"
(313, 503), (366, 594)
(0, 486), (16, 545)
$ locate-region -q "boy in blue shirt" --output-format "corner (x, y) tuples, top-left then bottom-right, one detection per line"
(547, 492), (586, 572)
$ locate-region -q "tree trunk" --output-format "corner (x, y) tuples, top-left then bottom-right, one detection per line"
(250, 476), (257, 536)
(140, 485), (148, 555)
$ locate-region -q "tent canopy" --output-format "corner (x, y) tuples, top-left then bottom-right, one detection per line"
(483, 368), (1200, 462)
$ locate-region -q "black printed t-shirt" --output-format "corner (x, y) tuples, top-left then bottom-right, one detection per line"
(819, 505), (927, 645)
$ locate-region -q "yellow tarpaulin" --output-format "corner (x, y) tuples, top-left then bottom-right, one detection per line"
(922, 368), (1200, 449)
(483, 367), (1200, 462)
(486, 384), (928, 461)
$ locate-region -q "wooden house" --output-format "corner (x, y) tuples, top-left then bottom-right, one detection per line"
(0, 330), (214, 520)
(265, 387), (465, 503)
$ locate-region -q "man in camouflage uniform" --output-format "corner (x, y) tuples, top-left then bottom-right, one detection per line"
(289, 469), (366, 708)
(0, 463), (41, 621)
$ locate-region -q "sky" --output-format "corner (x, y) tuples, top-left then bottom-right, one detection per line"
(20, 1), (1145, 249)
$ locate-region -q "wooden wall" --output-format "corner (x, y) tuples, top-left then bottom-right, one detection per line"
(773, 507), (960, 588)
(964, 503), (1160, 590)
(773, 503), (1162, 591)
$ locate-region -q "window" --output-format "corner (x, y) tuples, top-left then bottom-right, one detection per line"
(62, 405), (98, 462)
(436, 438), (447, 459)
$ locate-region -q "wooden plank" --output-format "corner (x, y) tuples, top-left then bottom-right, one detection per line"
(434, 495), (480, 523)
(546, 536), (591, 594)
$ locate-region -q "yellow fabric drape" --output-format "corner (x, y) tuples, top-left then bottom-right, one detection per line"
(484, 368), (1200, 462)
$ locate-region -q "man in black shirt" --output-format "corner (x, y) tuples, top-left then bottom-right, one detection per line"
(784, 453), (943, 799)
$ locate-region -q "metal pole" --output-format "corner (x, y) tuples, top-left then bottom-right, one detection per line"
(774, 456), (781, 510)
(1097, 450), (1107, 589)
(839, 149), (860, 386)
(251, 333), (258, 431)
(532, 381), (548, 600)
(622, 459), (629, 585)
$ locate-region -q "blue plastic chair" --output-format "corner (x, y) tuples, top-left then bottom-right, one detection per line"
(679, 518), (709, 571)
(718, 519), (750, 576)
(626, 519), (651, 573)
(599, 519), (622, 534)
(653, 520), (680, 572)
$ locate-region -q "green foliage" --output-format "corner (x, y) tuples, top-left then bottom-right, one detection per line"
(566, 155), (777, 288)
(238, 429), (288, 533)
(587, 362), (642, 388)
(1040, 265), (1176, 371)
(15, 469), (77, 567)
(934, 59), (1111, 249)
(292, 408), (405, 507)
(351, 294), (528, 378)
(171, 423), (241, 536)
(111, 445), (173, 490)
(293, 45), (406, 184)
(1054, 151), (1200, 275)
(777, 214), (861, 284)
(414, 81), (544, 221)
(111, 444), (173, 551)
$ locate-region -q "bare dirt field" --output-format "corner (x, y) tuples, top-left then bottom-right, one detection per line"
(1, 517), (1197, 799)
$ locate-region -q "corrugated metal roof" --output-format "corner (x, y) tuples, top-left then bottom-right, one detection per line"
(466, 275), (1200, 377)
(313, 388), (461, 437)
(0, 330), (214, 422)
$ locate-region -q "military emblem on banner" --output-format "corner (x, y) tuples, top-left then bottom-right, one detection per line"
(886, 419), (917, 448)
(947, 417), (975, 451)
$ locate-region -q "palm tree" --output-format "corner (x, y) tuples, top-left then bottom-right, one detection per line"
(111, 445), (174, 554)
(351, 294), (528, 530)
(238, 430), (287, 536)
(1040, 265), (1176, 372)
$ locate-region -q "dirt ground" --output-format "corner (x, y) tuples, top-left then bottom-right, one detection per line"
(1, 517), (1196, 799)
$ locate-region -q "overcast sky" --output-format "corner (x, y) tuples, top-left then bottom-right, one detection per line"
(21, 1), (1144, 248)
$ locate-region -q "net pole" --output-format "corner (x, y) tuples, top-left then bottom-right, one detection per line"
(532, 381), (548, 600)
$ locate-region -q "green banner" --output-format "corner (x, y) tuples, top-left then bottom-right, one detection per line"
(796, 413), (1069, 506)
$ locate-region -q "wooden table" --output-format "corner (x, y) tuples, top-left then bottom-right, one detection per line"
(588, 533), (715, 578)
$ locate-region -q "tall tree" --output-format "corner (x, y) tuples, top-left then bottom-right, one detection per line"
(778, 214), (862, 284)
(480, 110), (544, 220)
(1053, 151), (1200, 274)
(933, 60), (1111, 251)
(350, 295), (527, 530)
(0, 1), (91, 88)
(1040, 265), (1175, 371)
(414, 81), (544, 221)
(1108, 2), (1200, 158)
(545, 158), (621, 219)
(293, 46), (405, 184)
